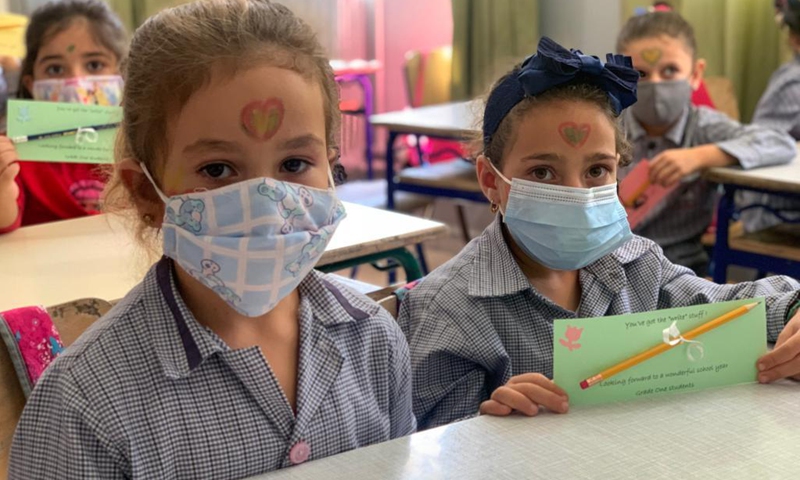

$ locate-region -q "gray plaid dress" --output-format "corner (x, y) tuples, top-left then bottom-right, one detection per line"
(398, 219), (800, 430)
(10, 258), (415, 479)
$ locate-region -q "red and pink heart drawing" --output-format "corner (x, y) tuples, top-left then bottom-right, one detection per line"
(241, 98), (285, 141)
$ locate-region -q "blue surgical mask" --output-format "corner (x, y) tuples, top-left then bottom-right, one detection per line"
(142, 165), (346, 317)
(490, 163), (632, 270)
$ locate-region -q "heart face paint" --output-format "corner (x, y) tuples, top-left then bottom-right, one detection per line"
(558, 122), (591, 148)
(640, 48), (662, 66)
(240, 98), (285, 141)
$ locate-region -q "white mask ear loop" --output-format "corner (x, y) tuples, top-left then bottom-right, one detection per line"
(485, 157), (513, 186)
(485, 156), (512, 215)
(139, 163), (170, 204)
(327, 164), (337, 193)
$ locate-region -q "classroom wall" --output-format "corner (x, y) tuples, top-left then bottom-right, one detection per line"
(378, 0), (452, 112)
(539, 0), (622, 56)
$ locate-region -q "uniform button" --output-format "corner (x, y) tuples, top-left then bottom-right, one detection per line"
(289, 441), (310, 465)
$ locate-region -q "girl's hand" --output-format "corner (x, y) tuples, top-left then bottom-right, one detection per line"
(0, 136), (21, 228)
(479, 373), (569, 417)
(757, 311), (800, 383)
(649, 148), (703, 187)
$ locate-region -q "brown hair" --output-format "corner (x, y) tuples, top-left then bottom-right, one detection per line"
(18, 0), (128, 98)
(103, 0), (341, 250)
(616, 11), (697, 58)
(473, 69), (632, 169)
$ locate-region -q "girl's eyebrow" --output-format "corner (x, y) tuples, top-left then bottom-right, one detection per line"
(585, 153), (617, 162)
(82, 51), (112, 59)
(520, 153), (563, 162)
(37, 54), (64, 65)
(278, 134), (325, 151)
(183, 138), (244, 155)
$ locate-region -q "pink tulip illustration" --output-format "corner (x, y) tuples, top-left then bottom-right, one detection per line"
(559, 326), (584, 351)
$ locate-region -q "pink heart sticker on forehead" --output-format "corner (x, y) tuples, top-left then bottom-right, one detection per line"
(558, 122), (591, 148)
(241, 98), (285, 141)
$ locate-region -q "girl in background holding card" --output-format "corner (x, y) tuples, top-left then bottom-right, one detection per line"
(0, 0), (126, 233)
(398, 36), (800, 431)
(739, 0), (800, 233)
(616, 10), (796, 276)
(10, 1), (414, 477)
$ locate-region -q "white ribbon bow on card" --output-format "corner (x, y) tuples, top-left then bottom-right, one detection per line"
(662, 321), (705, 361)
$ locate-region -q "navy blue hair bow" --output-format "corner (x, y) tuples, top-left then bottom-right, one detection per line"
(482, 36), (639, 146)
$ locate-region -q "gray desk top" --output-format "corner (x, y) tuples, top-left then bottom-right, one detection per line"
(705, 151), (800, 194)
(370, 101), (477, 138)
(257, 382), (800, 480)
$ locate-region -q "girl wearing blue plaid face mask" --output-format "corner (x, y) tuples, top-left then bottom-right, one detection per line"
(10, 2), (415, 478)
(397, 37), (800, 432)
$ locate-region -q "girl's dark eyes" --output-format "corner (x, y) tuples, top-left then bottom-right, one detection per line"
(44, 64), (64, 76)
(86, 61), (106, 72)
(199, 163), (235, 179)
(280, 158), (312, 174)
(531, 167), (554, 181)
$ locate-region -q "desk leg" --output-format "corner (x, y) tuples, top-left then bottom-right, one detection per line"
(386, 131), (399, 210)
(712, 185), (736, 284)
(357, 74), (375, 180)
(318, 247), (424, 282)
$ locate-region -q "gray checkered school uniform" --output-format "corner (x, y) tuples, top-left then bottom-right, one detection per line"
(9, 258), (415, 479)
(397, 219), (800, 430)
(620, 105), (796, 272)
(740, 56), (800, 232)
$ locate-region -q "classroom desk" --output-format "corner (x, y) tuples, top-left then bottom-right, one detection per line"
(0, 202), (447, 310)
(370, 101), (485, 209)
(705, 155), (800, 283)
(332, 59), (381, 179)
(256, 382), (800, 480)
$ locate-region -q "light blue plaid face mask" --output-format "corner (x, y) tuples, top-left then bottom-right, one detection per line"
(142, 165), (346, 317)
(490, 162), (631, 271)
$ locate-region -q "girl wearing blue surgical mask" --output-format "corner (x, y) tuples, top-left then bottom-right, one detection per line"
(398, 36), (800, 431)
(616, 10), (796, 276)
(0, 0), (126, 234)
(10, 1), (414, 478)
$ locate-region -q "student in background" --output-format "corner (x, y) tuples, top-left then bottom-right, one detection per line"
(0, 0), (126, 233)
(398, 36), (800, 431)
(616, 11), (796, 276)
(739, 0), (800, 233)
(9, 1), (414, 478)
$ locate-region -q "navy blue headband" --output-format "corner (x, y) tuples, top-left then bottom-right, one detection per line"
(482, 36), (639, 146)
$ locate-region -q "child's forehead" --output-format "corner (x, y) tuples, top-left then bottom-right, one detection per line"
(40, 20), (112, 53)
(623, 34), (694, 59)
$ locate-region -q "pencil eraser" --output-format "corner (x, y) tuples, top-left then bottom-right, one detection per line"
(579, 380), (589, 390)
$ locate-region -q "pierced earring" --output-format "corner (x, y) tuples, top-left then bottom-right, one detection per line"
(490, 203), (499, 213)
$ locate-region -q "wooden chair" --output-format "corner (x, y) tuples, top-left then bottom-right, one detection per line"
(366, 286), (402, 319)
(1, 298), (111, 478)
(704, 76), (740, 122)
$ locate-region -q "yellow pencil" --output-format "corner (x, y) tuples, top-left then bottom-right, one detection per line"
(579, 302), (759, 390)
(622, 179), (651, 208)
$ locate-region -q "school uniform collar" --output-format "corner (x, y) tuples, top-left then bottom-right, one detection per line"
(624, 105), (690, 146)
(147, 258), (371, 379)
(468, 218), (547, 297)
(468, 218), (652, 298)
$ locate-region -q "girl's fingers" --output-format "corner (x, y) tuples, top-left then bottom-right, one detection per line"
(489, 386), (540, 417)
(479, 399), (513, 417)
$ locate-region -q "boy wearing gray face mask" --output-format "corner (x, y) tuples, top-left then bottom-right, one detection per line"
(616, 10), (797, 276)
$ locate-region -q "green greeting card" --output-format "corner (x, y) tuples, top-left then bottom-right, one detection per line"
(6, 99), (121, 164)
(553, 298), (767, 406)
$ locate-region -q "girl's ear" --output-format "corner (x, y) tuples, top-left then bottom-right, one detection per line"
(475, 154), (505, 206)
(690, 58), (706, 91)
(119, 159), (165, 227)
(22, 75), (33, 97)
